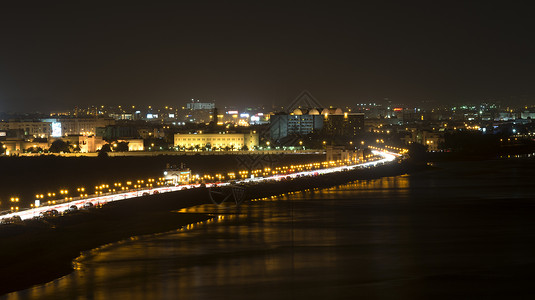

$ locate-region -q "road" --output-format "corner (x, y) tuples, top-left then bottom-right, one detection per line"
(0, 150), (398, 224)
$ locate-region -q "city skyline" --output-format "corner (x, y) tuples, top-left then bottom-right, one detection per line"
(2, 2), (535, 298)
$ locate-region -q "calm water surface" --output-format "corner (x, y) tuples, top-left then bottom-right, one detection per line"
(5, 159), (535, 300)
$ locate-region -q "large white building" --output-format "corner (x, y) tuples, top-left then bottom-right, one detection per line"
(11, 117), (117, 137)
(0, 118), (116, 151)
(54, 118), (116, 136)
(0, 121), (52, 138)
(174, 131), (259, 150)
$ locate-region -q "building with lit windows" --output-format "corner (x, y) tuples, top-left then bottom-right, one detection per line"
(270, 108), (364, 141)
(59, 118), (115, 136)
(323, 113), (365, 138)
(186, 101), (215, 110)
(0, 120), (52, 138)
(270, 109), (324, 141)
(402, 129), (444, 151)
(174, 131), (259, 150)
(38, 117), (116, 137)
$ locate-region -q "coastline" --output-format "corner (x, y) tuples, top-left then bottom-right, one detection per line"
(0, 189), (213, 296)
(0, 160), (424, 296)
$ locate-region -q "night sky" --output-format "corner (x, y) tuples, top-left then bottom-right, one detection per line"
(1, 1), (534, 112)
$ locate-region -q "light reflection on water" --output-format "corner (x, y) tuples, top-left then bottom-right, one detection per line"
(5, 159), (535, 300)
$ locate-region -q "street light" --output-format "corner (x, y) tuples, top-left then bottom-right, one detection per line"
(10, 197), (19, 211)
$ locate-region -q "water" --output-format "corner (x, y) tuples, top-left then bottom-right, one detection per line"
(5, 159), (535, 300)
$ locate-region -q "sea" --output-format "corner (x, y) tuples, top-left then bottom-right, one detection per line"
(4, 158), (535, 300)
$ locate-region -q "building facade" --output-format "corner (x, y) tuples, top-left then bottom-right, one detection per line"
(39, 117), (115, 137)
(58, 118), (116, 136)
(402, 129), (444, 151)
(323, 113), (365, 138)
(174, 132), (259, 150)
(0, 121), (52, 138)
(270, 113), (323, 141)
(270, 108), (364, 141)
(186, 101), (215, 110)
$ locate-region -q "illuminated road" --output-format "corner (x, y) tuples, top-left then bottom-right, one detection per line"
(1, 150), (398, 224)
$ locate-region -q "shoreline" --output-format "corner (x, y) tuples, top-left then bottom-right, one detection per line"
(0, 160), (423, 296)
(0, 189), (213, 296)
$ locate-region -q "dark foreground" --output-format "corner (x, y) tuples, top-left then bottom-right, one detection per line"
(0, 160), (418, 296)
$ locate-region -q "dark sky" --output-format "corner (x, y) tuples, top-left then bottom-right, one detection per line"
(1, 1), (534, 112)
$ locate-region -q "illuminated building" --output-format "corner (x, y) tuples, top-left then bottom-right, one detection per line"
(270, 108), (363, 141)
(270, 109), (323, 141)
(186, 100), (215, 110)
(326, 145), (363, 161)
(58, 118), (115, 136)
(0, 120), (52, 138)
(39, 117), (115, 137)
(402, 129), (444, 151)
(323, 113), (364, 138)
(174, 131), (258, 150)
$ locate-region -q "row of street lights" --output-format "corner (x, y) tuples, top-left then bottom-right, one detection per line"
(8, 154), (388, 212)
(9, 177), (170, 211)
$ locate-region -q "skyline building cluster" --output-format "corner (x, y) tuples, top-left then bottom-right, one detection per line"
(0, 97), (534, 156)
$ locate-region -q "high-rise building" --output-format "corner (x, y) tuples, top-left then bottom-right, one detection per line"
(323, 113), (365, 138)
(269, 108), (363, 141)
(186, 100), (215, 110)
(270, 108), (324, 141)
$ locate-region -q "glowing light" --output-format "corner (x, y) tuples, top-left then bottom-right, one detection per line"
(1, 150), (398, 225)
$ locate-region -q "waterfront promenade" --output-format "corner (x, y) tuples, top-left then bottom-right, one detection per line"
(9, 149), (323, 158)
(0, 150), (397, 224)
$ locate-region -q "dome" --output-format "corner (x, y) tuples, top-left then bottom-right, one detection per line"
(333, 108), (344, 115)
(308, 108), (320, 115)
(292, 108), (303, 115)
